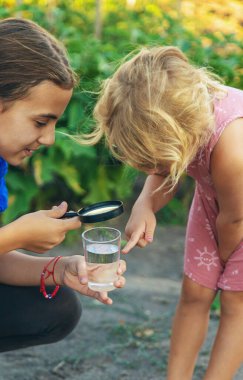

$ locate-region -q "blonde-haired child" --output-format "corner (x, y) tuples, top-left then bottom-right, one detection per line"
(89, 46), (243, 379)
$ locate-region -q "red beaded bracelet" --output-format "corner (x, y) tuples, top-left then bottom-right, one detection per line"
(40, 256), (62, 300)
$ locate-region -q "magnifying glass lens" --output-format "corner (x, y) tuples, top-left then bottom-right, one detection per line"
(82, 205), (118, 216)
(80, 201), (123, 223)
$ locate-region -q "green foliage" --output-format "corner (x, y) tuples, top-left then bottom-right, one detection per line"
(156, 176), (195, 225)
(211, 293), (221, 315)
(1, 1), (243, 226)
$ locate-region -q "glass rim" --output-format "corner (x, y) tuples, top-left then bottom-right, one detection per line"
(81, 226), (121, 244)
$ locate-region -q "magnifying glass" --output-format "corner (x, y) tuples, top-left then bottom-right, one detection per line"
(62, 200), (124, 223)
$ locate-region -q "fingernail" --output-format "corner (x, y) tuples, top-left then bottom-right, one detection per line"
(80, 276), (88, 284)
(59, 201), (66, 208)
(146, 236), (153, 242)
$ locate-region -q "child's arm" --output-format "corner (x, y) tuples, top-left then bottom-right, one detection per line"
(0, 202), (81, 254)
(123, 174), (177, 253)
(0, 251), (126, 305)
(211, 117), (243, 262)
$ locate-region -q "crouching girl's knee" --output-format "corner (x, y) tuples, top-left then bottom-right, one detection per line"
(42, 287), (82, 343)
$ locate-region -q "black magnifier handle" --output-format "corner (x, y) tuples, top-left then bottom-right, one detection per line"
(62, 211), (80, 218)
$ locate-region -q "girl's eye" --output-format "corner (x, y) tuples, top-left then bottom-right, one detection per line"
(35, 121), (48, 127)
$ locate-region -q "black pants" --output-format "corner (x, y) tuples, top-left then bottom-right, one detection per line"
(0, 284), (82, 352)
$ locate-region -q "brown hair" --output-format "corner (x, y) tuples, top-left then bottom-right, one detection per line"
(87, 46), (225, 191)
(0, 17), (78, 102)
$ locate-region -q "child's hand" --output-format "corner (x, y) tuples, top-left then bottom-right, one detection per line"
(122, 204), (156, 254)
(13, 201), (81, 253)
(56, 256), (126, 305)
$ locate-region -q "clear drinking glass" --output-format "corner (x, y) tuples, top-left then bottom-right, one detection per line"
(82, 227), (121, 292)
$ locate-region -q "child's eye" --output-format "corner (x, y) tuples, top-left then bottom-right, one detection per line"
(35, 120), (48, 127)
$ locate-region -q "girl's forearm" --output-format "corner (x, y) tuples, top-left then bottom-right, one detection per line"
(0, 223), (21, 254)
(135, 175), (177, 213)
(0, 251), (63, 286)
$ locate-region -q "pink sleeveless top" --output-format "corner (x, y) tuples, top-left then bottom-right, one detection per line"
(184, 86), (243, 290)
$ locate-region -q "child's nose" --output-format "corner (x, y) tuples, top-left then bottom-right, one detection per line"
(38, 126), (55, 146)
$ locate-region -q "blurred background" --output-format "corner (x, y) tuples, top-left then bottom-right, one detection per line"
(0, 0), (242, 234)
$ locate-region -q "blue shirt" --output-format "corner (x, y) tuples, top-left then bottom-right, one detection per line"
(0, 157), (8, 212)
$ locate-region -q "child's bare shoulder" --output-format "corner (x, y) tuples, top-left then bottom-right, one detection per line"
(212, 117), (243, 164)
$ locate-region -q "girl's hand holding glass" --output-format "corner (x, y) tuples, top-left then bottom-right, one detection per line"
(55, 256), (126, 305)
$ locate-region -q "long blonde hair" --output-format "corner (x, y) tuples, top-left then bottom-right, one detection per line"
(86, 46), (224, 190)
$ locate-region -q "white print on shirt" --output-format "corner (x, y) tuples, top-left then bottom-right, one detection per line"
(194, 246), (219, 271)
(203, 175), (213, 186)
(219, 275), (232, 290)
(197, 149), (206, 167)
(188, 237), (195, 242)
(205, 218), (214, 240)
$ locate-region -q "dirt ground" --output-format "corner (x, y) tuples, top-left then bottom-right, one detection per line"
(0, 207), (243, 380)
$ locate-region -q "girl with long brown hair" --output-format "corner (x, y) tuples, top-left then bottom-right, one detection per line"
(0, 18), (126, 352)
